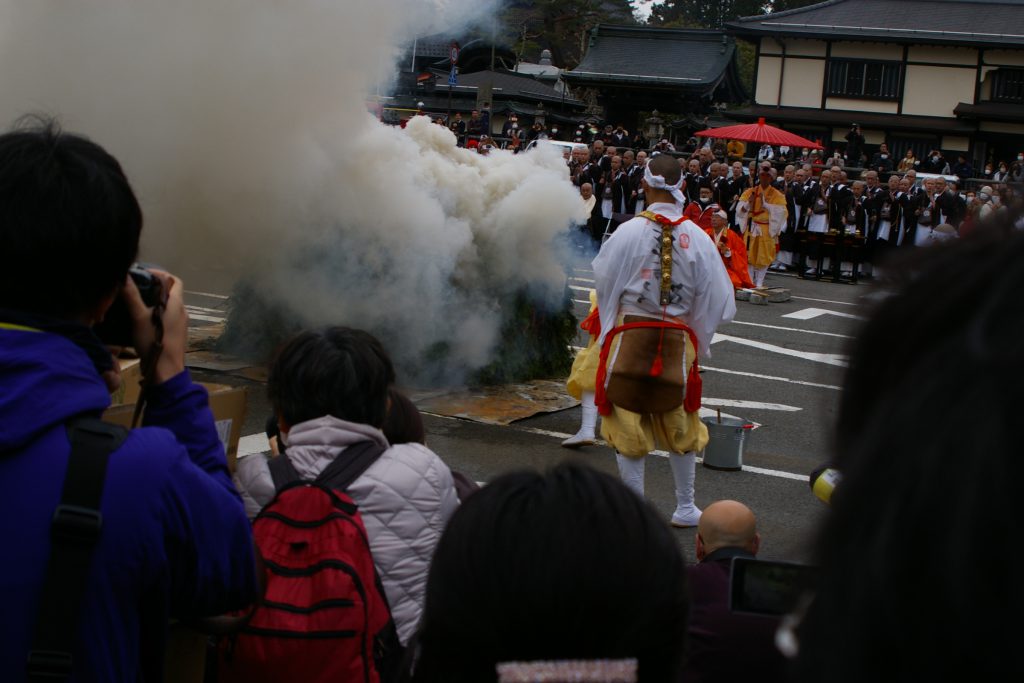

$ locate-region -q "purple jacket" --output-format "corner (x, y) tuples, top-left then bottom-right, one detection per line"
(683, 548), (789, 683)
(0, 326), (257, 680)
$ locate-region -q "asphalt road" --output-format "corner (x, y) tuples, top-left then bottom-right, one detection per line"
(184, 265), (876, 566)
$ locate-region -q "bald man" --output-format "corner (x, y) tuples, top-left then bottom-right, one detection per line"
(683, 500), (787, 683)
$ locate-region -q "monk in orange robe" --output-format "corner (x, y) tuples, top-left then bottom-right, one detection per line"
(704, 209), (754, 289)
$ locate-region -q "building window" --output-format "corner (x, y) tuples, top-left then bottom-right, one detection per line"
(826, 59), (902, 100)
(991, 69), (1024, 104)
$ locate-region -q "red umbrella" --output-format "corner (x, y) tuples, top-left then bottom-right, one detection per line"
(693, 117), (823, 149)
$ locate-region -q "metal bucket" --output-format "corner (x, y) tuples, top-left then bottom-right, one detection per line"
(700, 416), (754, 471)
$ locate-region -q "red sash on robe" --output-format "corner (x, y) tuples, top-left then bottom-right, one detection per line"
(593, 210), (704, 416)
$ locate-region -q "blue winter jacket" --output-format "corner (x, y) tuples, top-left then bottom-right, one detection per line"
(0, 326), (258, 680)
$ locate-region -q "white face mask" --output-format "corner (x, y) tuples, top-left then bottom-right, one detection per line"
(881, 154), (888, 159)
(552, 128), (558, 133)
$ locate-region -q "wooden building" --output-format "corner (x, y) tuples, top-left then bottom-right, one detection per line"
(561, 24), (746, 131)
(726, 0), (1024, 166)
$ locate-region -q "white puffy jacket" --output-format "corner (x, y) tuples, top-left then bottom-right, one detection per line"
(233, 415), (459, 645)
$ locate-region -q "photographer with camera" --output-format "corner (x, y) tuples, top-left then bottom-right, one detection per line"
(683, 500), (787, 683)
(0, 118), (257, 680)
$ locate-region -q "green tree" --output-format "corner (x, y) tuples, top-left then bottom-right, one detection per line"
(500, 0), (637, 69)
(647, 0), (767, 28)
(769, 0), (823, 12)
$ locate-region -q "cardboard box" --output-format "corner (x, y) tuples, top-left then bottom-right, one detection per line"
(103, 374), (248, 472)
(108, 357), (142, 406)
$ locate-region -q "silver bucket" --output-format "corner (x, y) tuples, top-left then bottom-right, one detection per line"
(700, 416), (753, 471)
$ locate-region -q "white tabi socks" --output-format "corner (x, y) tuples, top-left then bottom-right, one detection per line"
(749, 265), (769, 288)
(615, 452), (645, 498)
(562, 391), (598, 448)
(669, 452), (701, 527)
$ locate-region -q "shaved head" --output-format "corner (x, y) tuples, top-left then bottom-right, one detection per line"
(696, 500), (760, 559)
(649, 153), (681, 185)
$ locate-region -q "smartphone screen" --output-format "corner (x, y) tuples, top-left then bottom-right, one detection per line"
(729, 557), (816, 617)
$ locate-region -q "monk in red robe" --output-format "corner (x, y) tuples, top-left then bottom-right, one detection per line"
(705, 209), (754, 289)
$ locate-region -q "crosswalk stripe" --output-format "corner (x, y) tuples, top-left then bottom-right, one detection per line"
(726, 320), (853, 339)
(703, 365), (841, 391)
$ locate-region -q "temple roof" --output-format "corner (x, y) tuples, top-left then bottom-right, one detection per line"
(728, 0), (1024, 48)
(562, 25), (738, 91)
(442, 70), (581, 105)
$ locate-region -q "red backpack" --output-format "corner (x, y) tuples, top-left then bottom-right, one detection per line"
(219, 441), (401, 683)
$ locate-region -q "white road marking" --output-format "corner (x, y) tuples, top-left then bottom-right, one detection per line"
(568, 285), (591, 293)
(711, 333), (848, 367)
(570, 276), (595, 284)
(701, 398), (801, 412)
(573, 299), (589, 305)
(185, 290), (229, 300)
(702, 365), (842, 391)
(727, 320), (853, 339)
(185, 304), (227, 314)
(790, 295), (860, 307)
(187, 313), (226, 323)
(236, 404), (816, 482)
(782, 307), (865, 321)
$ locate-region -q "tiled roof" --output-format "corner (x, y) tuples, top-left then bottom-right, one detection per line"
(441, 70), (582, 104)
(728, 0), (1024, 47)
(562, 25), (737, 87)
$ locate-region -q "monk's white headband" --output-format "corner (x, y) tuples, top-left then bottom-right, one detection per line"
(644, 164), (686, 205)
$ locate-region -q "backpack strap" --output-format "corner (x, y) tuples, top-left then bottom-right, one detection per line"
(27, 417), (128, 682)
(269, 439), (387, 495)
(268, 452), (303, 492)
(314, 440), (387, 492)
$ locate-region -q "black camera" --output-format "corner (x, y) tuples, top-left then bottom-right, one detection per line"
(94, 264), (164, 347)
(729, 557), (817, 617)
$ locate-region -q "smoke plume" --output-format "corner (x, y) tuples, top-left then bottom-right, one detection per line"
(0, 0), (588, 384)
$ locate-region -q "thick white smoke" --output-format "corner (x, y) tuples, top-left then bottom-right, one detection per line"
(0, 0), (587, 382)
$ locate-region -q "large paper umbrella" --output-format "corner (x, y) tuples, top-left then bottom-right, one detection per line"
(694, 117), (823, 149)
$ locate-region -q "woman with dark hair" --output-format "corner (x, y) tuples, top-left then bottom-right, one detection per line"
(407, 461), (690, 683)
(788, 216), (1024, 682)
(234, 326), (459, 646)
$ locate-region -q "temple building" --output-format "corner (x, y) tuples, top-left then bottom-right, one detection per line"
(561, 24), (746, 132)
(726, 0), (1024, 165)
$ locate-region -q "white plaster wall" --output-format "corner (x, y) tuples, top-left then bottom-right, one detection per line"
(908, 45), (977, 65)
(782, 58), (826, 108)
(902, 64), (975, 117)
(831, 42), (902, 60)
(826, 97), (899, 114)
(756, 56), (782, 106)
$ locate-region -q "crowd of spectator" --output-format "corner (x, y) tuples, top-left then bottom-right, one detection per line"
(412, 104), (1024, 202)
(552, 120), (1024, 278)
(3, 116), (1023, 682)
